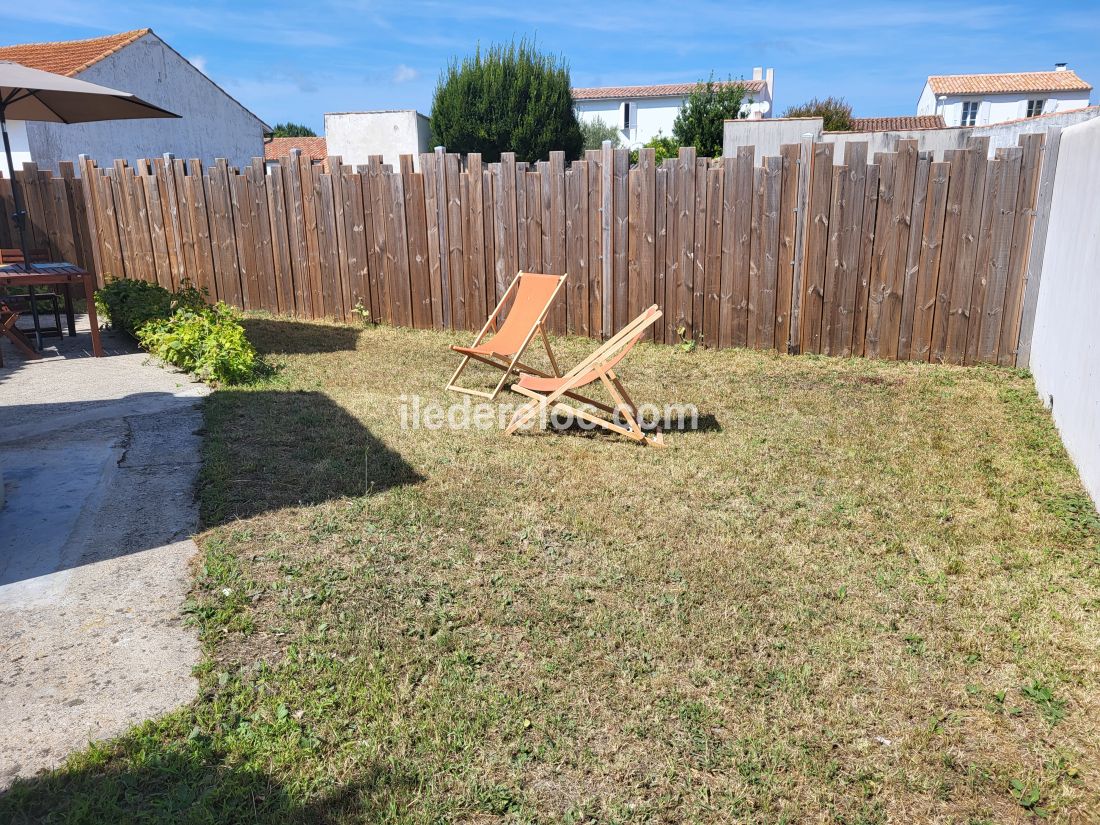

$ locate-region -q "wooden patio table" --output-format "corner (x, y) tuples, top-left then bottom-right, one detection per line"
(0, 262), (104, 357)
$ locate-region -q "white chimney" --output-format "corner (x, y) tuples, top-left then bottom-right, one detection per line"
(752, 66), (763, 81)
(1055, 62), (1068, 71)
(765, 67), (774, 98)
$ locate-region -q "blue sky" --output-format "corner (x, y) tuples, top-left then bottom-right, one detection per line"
(4, 1), (1099, 132)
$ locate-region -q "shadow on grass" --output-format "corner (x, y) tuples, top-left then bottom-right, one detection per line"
(242, 318), (363, 355)
(0, 747), (416, 824)
(200, 389), (421, 526)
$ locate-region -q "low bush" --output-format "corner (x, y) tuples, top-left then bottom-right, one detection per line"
(95, 278), (173, 337)
(95, 277), (256, 384)
(138, 303), (256, 385)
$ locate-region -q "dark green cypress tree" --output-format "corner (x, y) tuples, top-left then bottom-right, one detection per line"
(429, 40), (583, 163)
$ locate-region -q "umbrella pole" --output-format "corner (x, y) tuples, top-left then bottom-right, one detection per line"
(0, 105), (44, 351)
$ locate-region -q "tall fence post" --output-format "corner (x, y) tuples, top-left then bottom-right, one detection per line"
(162, 152), (186, 286)
(787, 135), (813, 354)
(1014, 126), (1062, 368)
(600, 139), (613, 336)
(76, 154), (105, 285)
(434, 145), (451, 328)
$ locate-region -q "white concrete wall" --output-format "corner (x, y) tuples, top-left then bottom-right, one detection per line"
(21, 33), (267, 172)
(722, 117), (822, 161)
(324, 110), (431, 170)
(1028, 116), (1100, 505)
(917, 82), (1091, 127)
(723, 107), (1100, 163)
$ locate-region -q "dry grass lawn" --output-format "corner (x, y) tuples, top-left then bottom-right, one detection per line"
(4, 316), (1098, 824)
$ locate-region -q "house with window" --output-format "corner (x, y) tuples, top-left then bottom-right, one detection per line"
(574, 68), (774, 148)
(0, 29), (269, 172)
(916, 65), (1092, 127)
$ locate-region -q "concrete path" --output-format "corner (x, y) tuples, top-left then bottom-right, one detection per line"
(0, 318), (210, 787)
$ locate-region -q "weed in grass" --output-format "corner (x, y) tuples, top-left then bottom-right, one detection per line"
(1021, 680), (1068, 726)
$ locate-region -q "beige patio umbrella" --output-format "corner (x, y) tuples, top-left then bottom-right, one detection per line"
(0, 60), (178, 346)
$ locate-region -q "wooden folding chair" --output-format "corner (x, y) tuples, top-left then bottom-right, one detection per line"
(0, 300), (42, 366)
(446, 271), (567, 400)
(505, 304), (664, 446)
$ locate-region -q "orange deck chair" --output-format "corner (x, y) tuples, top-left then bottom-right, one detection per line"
(446, 271), (567, 400)
(505, 304), (664, 446)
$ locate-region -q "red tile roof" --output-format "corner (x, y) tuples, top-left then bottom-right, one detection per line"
(927, 70), (1091, 95)
(573, 80), (766, 100)
(264, 136), (328, 162)
(0, 29), (149, 77)
(846, 115), (946, 131)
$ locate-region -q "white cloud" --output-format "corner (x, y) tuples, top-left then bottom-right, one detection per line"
(392, 64), (420, 84)
(189, 55), (208, 74)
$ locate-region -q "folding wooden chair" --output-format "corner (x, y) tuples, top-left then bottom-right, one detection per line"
(0, 300), (42, 366)
(446, 271), (567, 400)
(505, 304), (664, 446)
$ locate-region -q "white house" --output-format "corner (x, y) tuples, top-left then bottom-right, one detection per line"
(916, 65), (1092, 127)
(324, 110), (432, 170)
(574, 68), (774, 148)
(0, 29), (269, 172)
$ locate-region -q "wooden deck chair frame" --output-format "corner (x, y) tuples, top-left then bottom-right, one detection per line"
(446, 271), (567, 401)
(0, 300), (42, 367)
(505, 304), (664, 446)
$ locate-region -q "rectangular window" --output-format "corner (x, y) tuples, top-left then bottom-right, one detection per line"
(623, 102), (633, 130)
(1027, 99), (1045, 118)
(961, 101), (980, 127)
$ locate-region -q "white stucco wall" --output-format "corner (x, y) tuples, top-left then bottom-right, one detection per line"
(577, 98), (685, 148)
(0, 119), (32, 172)
(722, 117), (822, 161)
(1027, 116), (1100, 505)
(917, 82), (1091, 127)
(19, 32), (267, 172)
(723, 107), (1100, 163)
(324, 110), (431, 170)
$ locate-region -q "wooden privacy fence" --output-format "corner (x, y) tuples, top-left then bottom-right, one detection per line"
(14, 134), (1050, 366)
(0, 161), (96, 272)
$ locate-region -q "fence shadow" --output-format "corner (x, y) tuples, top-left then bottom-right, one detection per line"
(242, 318), (362, 355)
(0, 747), (417, 824)
(200, 389), (421, 526)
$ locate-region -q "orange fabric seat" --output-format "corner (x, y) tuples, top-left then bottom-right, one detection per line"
(445, 271), (566, 400)
(506, 305), (664, 446)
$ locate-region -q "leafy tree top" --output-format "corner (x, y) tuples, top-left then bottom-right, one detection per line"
(781, 97), (853, 132)
(671, 76), (751, 157)
(271, 122), (317, 138)
(429, 39), (583, 162)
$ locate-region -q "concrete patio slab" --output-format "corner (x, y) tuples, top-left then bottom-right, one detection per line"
(0, 318), (210, 787)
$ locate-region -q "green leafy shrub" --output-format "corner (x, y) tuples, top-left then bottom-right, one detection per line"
(95, 278), (173, 337)
(429, 39), (583, 162)
(138, 303), (256, 385)
(96, 278), (257, 384)
(630, 133), (681, 165)
(581, 117), (621, 151)
(782, 97), (854, 132)
(672, 75), (750, 157)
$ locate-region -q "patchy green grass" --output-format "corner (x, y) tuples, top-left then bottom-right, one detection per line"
(4, 316), (1099, 824)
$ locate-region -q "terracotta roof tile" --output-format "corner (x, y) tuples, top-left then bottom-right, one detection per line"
(264, 136), (328, 161)
(927, 70), (1091, 95)
(573, 80), (766, 101)
(0, 29), (150, 77)
(846, 115), (946, 131)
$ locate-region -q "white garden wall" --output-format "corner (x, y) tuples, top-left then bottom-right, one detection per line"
(1028, 116), (1100, 504)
